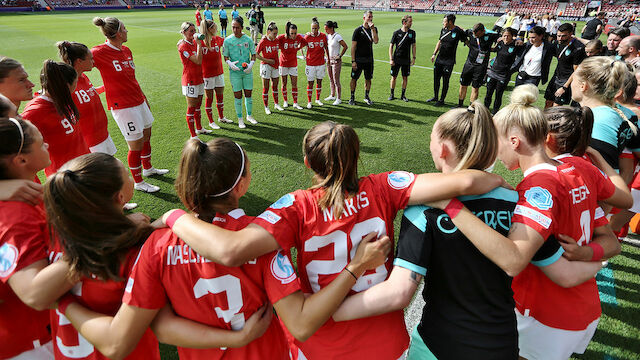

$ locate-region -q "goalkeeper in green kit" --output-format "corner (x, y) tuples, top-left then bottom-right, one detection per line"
(224, 17), (257, 128)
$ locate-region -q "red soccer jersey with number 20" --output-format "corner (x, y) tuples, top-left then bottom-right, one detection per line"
(124, 209), (300, 360)
(511, 163), (606, 331)
(252, 171), (415, 359)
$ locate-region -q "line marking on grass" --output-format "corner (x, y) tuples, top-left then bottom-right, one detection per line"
(596, 262), (618, 307)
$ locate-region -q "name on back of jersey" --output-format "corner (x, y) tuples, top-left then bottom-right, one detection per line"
(167, 244), (212, 265)
(570, 185), (590, 205)
(322, 191), (370, 222)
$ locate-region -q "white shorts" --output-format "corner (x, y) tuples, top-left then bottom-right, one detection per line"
(111, 102), (154, 142)
(182, 83), (205, 98)
(260, 64), (279, 79)
(516, 310), (599, 360)
(630, 188), (640, 213)
(204, 75), (224, 89)
(8, 340), (54, 360)
(279, 66), (298, 77)
(305, 65), (326, 81)
(89, 134), (117, 156)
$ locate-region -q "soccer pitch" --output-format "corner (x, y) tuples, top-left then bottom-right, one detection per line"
(1, 7), (640, 359)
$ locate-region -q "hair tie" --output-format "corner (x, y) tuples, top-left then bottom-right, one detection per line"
(467, 105), (475, 114)
(64, 169), (76, 179)
(197, 139), (207, 154)
(7, 118), (24, 155)
(210, 142), (245, 197)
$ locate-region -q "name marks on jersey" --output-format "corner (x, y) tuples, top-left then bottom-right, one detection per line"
(167, 244), (212, 265)
(322, 191), (370, 222)
(514, 205), (552, 229)
(570, 185), (590, 205)
(436, 210), (512, 234)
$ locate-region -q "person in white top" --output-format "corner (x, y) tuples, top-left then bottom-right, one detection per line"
(324, 20), (348, 105)
(493, 12), (509, 33)
(511, 14), (521, 32)
(513, 26), (553, 86)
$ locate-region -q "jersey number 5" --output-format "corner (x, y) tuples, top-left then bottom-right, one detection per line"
(304, 217), (388, 293)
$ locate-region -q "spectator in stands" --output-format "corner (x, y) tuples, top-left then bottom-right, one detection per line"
(493, 12), (508, 33)
(581, 12), (605, 40)
(0, 57), (34, 108)
(203, 3), (213, 21)
(545, 23), (586, 108)
(349, 10), (378, 106)
(585, 39), (604, 57)
(388, 15), (416, 102)
(218, 4), (228, 37)
(324, 20), (348, 105)
(605, 27), (630, 56)
(617, 35), (640, 68)
(456, 23), (500, 108)
(485, 27), (523, 114)
(512, 26), (553, 86)
(428, 14), (466, 106)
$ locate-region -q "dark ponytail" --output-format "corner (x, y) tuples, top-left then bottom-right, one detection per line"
(268, 21), (277, 32)
(40, 60), (79, 123)
(311, 17), (319, 26)
(57, 41), (90, 67)
(544, 106), (594, 156)
(286, 21), (297, 38)
(325, 20), (338, 29)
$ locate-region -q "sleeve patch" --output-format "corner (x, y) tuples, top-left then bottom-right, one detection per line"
(514, 205), (552, 229)
(0, 243), (18, 278)
(387, 171), (415, 190)
(258, 210), (281, 224)
(270, 251), (297, 284)
(125, 277), (134, 293)
(183, 51), (190, 58)
(524, 186), (554, 210)
(270, 193), (295, 209)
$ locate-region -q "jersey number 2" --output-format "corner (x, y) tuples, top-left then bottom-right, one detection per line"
(194, 275), (246, 330)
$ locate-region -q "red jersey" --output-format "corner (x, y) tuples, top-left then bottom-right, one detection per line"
(554, 154), (616, 202)
(123, 209), (300, 360)
(22, 95), (89, 176)
(0, 202), (51, 359)
(74, 74), (109, 148)
(511, 163), (605, 331)
(48, 245), (160, 360)
(178, 39), (204, 86)
(303, 32), (328, 66)
(252, 171), (415, 359)
(256, 37), (280, 67)
(195, 10), (202, 26)
(91, 43), (145, 110)
(201, 37), (224, 78)
(277, 34), (306, 68)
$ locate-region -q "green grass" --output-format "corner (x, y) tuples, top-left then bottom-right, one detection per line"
(0, 8), (636, 359)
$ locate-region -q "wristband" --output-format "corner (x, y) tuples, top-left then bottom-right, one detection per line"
(166, 209), (187, 229)
(587, 243), (604, 261)
(58, 293), (75, 315)
(344, 267), (358, 281)
(443, 198), (464, 219)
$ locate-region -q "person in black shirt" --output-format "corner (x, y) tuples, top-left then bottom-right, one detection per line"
(350, 10), (378, 106)
(545, 23), (587, 108)
(256, 6), (265, 35)
(457, 23), (500, 108)
(485, 27), (523, 114)
(581, 12), (605, 40)
(428, 14), (466, 106)
(388, 15), (416, 102)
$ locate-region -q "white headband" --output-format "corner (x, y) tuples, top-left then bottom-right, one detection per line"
(212, 142), (245, 197)
(7, 117), (24, 155)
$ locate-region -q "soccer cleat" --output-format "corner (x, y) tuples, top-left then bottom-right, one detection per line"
(306, 102), (313, 109)
(315, 100), (323, 106)
(238, 118), (246, 128)
(332, 98), (342, 105)
(435, 100), (445, 106)
(265, 107), (272, 115)
(274, 104), (284, 111)
(401, 96), (409, 102)
(123, 202), (138, 211)
(325, 95), (336, 101)
(246, 115), (258, 124)
(196, 128), (213, 135)
(143, 167), (169, 177)
(134, 181), (160, 193)
(293, 103), (303, 110)
(426, 96), (438, 102)
(282, 101), (289, 108)
(209, 121), (221, 130)
(190, 136), (200, 140)
(364, 97), (373, 105)
(218, 117), (233, 123)
(388, 95), (396, 101)
(348, 98), (356, 105)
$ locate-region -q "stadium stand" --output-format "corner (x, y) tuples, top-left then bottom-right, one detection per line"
(391, 0), (436, 10)
(0, 0), (36, 6)
(433, 0), (502, 14)
(562, 1), (587, 17)
(506, 0), (558, 15)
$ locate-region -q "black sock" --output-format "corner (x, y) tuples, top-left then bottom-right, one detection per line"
(458, 99), (464, 107)
(390, 88), (394, 96)
(351, 90), (355, 98)
(365, 90), (370, 98)
(401, 88), (406, 97)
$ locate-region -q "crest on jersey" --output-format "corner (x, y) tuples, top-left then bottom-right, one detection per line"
(409, 33), (413, 38)
(387, 171), (415, 190)
(508, 47), (514, 53)
(183, 51), (190, 58)
(565, 49), (571, 56)
(524, 187), (553, 210)
(452, 33), (457, 38)
(484, 36), (489, 41)
(0, 243), (18, 278)
(271, 193), (295, 209)
(270, 251), (296, 284)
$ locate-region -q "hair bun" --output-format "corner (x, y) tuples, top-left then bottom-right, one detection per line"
(510, 84), (538, 106)
(93, 17), (105, 26)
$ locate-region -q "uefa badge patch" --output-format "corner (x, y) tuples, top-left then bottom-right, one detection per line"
(508, 47), (514, 53)
(524, 186), (553, 210)
(452, 33), (457, 38)
(565, 49), (571, 56)
(0, 243), (18, 278)
(271, 193), (295, 209)
(270, 251), (296, 284)
(183, 51), (190, 58)
(387, 171), (415, 190)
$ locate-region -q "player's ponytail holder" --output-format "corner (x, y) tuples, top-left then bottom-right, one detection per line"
(587, 242), (605, 262)
(443, 198), (464, 219)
